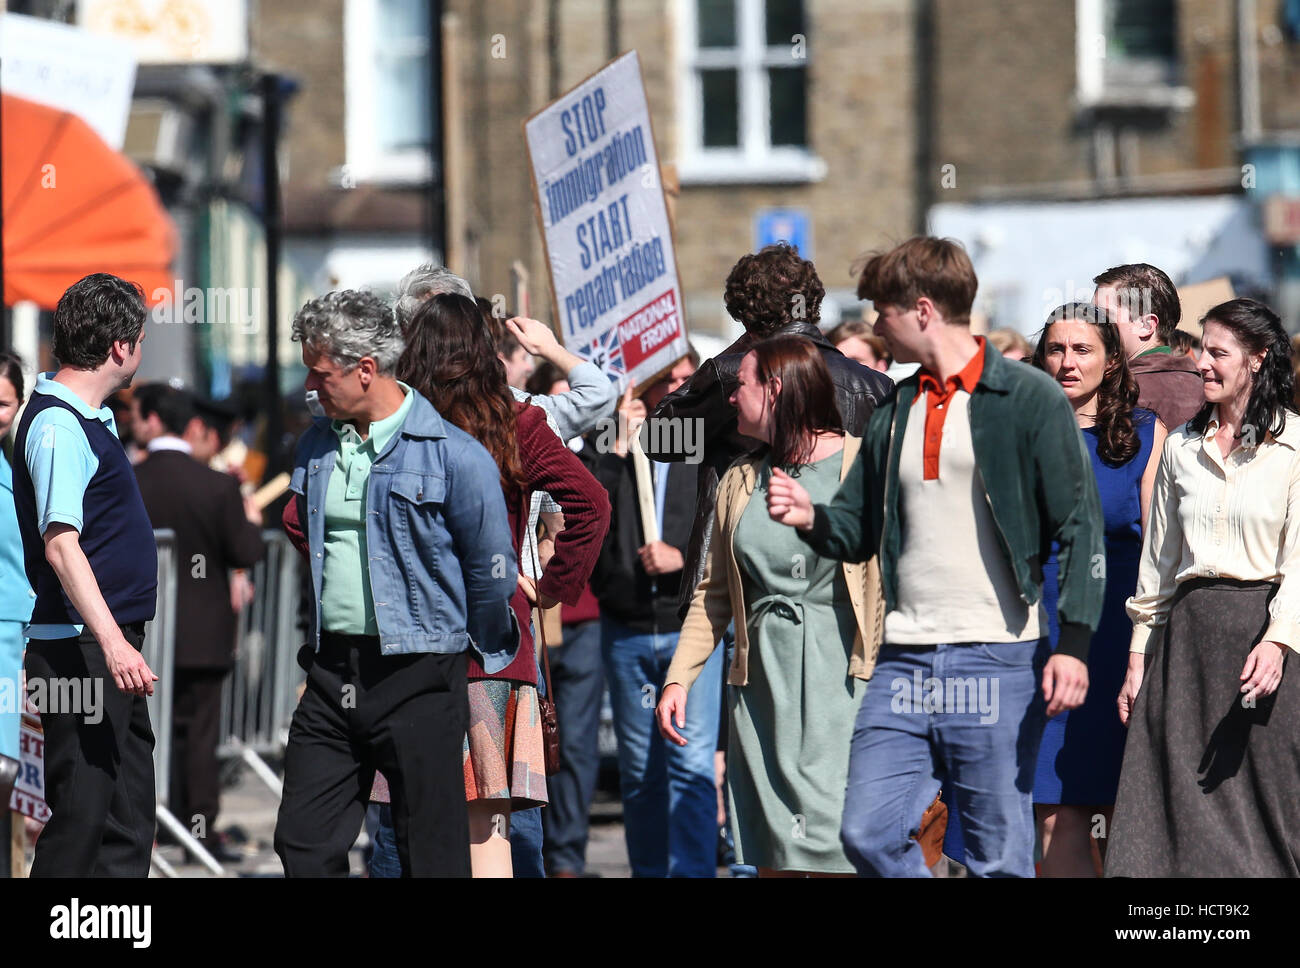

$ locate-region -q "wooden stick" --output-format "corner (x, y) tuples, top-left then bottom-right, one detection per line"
(629, 434), (659, 544)
(251, 471), (290, 511)
(10, 810), (23, 879)
(511, 261), (530, 318)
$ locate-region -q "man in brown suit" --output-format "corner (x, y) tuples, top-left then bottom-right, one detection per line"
(1092, 263), (1203, 430)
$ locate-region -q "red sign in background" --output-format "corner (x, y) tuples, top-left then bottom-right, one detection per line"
(617, 289), (682, 373)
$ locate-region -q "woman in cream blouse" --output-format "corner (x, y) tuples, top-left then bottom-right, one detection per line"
(1107, 298), (1300, 877)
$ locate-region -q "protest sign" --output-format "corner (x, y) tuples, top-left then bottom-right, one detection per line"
(1177, 277), (1235, 335)
(525, 51), (688, 391)
(9, 715), (50, 823)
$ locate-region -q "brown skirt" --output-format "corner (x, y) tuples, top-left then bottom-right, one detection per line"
(1106, 579), (1300, 877)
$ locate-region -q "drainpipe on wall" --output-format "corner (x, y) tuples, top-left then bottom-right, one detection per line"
(1238, 0), (1262, 142)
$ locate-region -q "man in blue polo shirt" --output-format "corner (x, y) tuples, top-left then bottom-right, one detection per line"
(13, 273), (159, 877)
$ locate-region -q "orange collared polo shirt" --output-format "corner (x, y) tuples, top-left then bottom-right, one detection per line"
(911, 337), (986, 481)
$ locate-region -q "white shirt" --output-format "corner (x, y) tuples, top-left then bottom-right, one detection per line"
(147, 435), (192, 455)
(1127, 408), (1300, 654)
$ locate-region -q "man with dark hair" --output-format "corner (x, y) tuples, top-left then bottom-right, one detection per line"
(186, 397), (238, 464)
(1092, 263), (1202, 429)
(134, 388), (264, 861)
(768, 237), (1104, 877)
(591, 356), (713, 878)
(644, 242), (892, 618)
(135, 383), (194, 440)
(13, 272), (159, 876)
(126, 381), (168, 460)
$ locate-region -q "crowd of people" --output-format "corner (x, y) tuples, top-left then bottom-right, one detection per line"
(3, 234), (1298, 878)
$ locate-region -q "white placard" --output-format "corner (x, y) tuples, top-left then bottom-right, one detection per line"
(77, 0), (248, 65)
(0, 12), (136, 150)
(525, 51), (688, 392)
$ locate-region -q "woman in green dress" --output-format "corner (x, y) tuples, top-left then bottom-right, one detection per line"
(656, 336), (884, 876)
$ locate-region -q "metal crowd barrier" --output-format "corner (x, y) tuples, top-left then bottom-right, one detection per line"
(144, 528), (305, 877)
(144, 530), (222, 876)
(216, 531), (306, 798)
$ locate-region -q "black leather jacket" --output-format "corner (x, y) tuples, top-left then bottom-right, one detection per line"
(641, 321), (893, 617)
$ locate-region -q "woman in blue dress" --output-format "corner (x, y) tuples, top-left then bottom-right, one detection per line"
(1029, 303), (1165, 876)
(0, 353), (36, 801)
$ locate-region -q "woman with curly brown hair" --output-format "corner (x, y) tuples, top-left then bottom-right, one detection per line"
(394, 293), (609, 877)
(1028, 302), (1165, 876)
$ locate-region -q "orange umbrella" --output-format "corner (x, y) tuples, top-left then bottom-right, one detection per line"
(2, 92), (177, 308)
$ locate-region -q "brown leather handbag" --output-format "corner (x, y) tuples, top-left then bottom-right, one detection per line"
(532, 606), (562, 776)
(913, 793), (949, 868)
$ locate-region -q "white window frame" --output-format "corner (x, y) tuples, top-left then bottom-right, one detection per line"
(1075, 0), (1193, 110)
(677, 0), (826, 185)
(342, 0), (433, 185)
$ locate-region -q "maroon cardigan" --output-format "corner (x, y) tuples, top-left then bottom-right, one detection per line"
(282, 400), (610, 684)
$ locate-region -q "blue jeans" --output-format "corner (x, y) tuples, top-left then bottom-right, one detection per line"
(509, 804), (545, 877)
(601, 615), (722, 878)
(368, 804), (402, 878)
(839, 639), (1049, 878)
(541, 620), (604, 875)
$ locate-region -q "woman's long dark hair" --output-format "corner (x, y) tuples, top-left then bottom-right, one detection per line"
(0, 352), (25, 401)
(750, 335), (843, 469)
(397, 293), (527, 493)
(1031, 302), (1140, 466)
(1188, 298), (1296, 442)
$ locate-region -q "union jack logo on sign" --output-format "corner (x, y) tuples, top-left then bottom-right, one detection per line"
(582, 327), (625, 381)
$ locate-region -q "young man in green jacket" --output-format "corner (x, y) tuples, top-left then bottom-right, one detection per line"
(768, 237), (1104, 877)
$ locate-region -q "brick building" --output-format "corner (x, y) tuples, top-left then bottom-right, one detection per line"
(250, 0), (921, 345)
(922, 0), (1300, 331)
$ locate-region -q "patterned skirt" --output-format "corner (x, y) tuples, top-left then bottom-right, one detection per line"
(368, 679), (548, 809)
(463, 678), (548, 810)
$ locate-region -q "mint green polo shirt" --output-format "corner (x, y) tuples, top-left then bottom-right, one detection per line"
(320, 385), (415, 635)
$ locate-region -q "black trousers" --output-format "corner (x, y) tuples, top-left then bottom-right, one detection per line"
(170, 667), (227, 838)
(23, 625), (156, 877)
(273, 633), (471, 877)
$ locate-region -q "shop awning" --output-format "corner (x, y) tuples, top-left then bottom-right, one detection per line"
(2, 92), (176, 308)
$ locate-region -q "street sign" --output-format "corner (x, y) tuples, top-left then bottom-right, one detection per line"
(525, 51), (688, 391)
(755, 208), (812, 260)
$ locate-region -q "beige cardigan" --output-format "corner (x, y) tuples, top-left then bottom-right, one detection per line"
(664, 435), (885, 693)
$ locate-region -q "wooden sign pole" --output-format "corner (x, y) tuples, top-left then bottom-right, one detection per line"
(629, 434), (659, 544)
(10, 811), (24, 878)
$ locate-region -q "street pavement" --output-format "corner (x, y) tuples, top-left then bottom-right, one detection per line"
(158, 767), (649, 878)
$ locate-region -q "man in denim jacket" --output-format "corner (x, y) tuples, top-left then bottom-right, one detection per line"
(273, 290), (519, 877)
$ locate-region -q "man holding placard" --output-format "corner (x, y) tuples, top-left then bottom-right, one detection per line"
(590, 353), (716, 877)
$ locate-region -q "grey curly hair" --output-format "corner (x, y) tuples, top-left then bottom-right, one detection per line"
(291, 290), (404, 375)
(394, 263), (474, 331)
